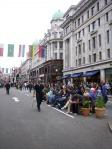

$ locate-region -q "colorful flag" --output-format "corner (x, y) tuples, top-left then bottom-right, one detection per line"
(18, 45), (25, 57)
(0, 44), (4, 56)
(38, 46), (42, 57)
(8, 44), (14, 57)
(38, 46), (46, 58)
(41, 46), (46, 58)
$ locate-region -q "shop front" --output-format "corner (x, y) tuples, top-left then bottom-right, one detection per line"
(71, 72), (83, 86)
(82, 70), (100, 83)
(105, 68), (112, 82)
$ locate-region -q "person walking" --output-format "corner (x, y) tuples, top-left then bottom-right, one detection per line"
(34, 82), (43, 112)
(5, 81), (10, 95)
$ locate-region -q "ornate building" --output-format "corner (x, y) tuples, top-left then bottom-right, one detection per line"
(30, 10), (64, 83)
(61, 0), (112, 83)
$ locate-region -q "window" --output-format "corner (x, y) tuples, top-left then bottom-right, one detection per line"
(78, 18), (80, 26)
(78, 31), (81, 38)
(59, 32), (63, 38)
(74, 21), (76, 28)
(53, 42), (57, 50)
(92, 21), (95, 31)
(88, 25), (90, 32)
(66, 26), (70, 34)
(107, 30), (109, 43)
(83, 42), (85, 53)
(97, 2), (99, 11)
(107, 49), (110, 58)
(89, 55), (91, 63)
(98, 34), (102, 47)
(76, 60), (77, 66)
(89, 40), (91, 50)
(76, 47), (77, 56)
(82, 15), (84, 23)
(91, 6), (94, 16)
(54, 53), (57, 59)
(106, 12), (108, 22)
(92, 37), (96, 49)
(78, 58), (81, 66)
(105, 0), (108, 5)
(83, 57), (85, 64)
(93, 53), (96, 62)
(54, 32), (57, 38)
(82, 29), (85, 36)
(98, 18), (100, 26)
(78, 44), (81, 54)
(6, 68), (8, 73)
(66, 14), (69, 19)
(99, 52), (102, 60)
(87, 10), (89, 19)
(59, 42), (63, 49)
(60, 53), (63, 59)
(75, 34), (77, 40)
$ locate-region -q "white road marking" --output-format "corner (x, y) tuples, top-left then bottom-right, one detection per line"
(25, 94), (29, 96)
(12, 97), (20, 102)
(47, 105), (74, 118)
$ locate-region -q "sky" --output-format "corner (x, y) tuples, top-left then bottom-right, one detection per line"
(0, 0), (80, 70)
(0, 0), (80, 45)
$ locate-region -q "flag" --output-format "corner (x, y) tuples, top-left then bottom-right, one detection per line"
(8, 44), (14, 57)
(41, 46), (46, 58)
(28, 45), (33, 58)
(38, 46), (42, 57)
(38, 46), (46, 58)
(18, 45), (25, 57)
(32, 45), (35, 58)
(0, 44), (4, 56)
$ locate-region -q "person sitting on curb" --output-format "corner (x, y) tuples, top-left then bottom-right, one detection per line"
(61, 94), (80, 114)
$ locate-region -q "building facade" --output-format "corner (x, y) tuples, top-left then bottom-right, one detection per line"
(61, 0), (112, 83)
(31, 10), (64, 83)
(20, 58), (32, 82)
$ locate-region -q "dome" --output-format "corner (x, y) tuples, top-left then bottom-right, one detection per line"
(52, 10), (63, 21)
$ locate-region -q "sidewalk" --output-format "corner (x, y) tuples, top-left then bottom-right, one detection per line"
(108, 120), (112, 132)
(107, 96), (112, 133)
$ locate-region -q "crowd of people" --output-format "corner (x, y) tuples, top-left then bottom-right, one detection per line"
(22, 80), (112, 113)
(1, 79), (112, 113)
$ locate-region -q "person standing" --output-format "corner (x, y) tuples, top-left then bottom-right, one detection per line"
(5, 81), (10, 95)
(101, 81), (108, 104)
(34, 82), (43, 112)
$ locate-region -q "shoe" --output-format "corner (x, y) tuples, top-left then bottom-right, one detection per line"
(67, 111), (72, 114)
(61, 106), (66, 110)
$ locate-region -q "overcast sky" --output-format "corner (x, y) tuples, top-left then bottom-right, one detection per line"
(0, 0), (80, 44)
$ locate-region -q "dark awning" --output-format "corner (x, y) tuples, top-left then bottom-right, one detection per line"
(82, 70), (99, 77)
(62, 74), (71, 79)
(71, 72), (83, 78)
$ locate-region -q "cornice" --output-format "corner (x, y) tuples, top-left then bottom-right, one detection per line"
(61, 16), (73, 28)
(63, 59), (112, 73)
(73, 0), (97, 20)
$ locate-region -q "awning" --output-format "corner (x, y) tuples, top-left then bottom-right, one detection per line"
(62, 74), (71, 79)
(82, 70), (99, 77)
(71, 72), (83, 78)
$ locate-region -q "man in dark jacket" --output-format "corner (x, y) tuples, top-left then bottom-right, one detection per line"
(5, 82), (10, 95)
(35, 82), (43, 112)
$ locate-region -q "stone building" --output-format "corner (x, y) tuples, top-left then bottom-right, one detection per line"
(61, 0), (112, 83)
(20, 58), (32, 82)
(31, 10), (64, 83)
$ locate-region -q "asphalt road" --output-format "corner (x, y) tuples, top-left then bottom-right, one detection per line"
(0, 88), (112, 149)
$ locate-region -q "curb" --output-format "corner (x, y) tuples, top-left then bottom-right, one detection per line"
(108, 120), (112, 132)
